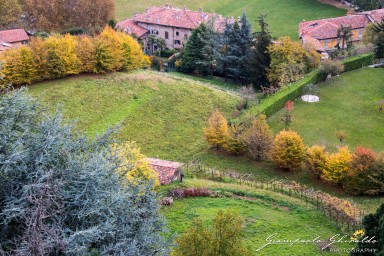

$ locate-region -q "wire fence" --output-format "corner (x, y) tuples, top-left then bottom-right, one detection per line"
(181, 160), (365, 232)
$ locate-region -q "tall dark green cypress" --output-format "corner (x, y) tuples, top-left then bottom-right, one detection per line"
(246, 13), (272, 88)
(181, 23), (207, 73)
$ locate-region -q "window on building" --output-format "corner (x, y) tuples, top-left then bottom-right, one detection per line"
(176, 31), (179, 36)
(184, 34), (188, 39)
(175, 40), (181, 45)
(151, 30), (158, 35)
(165, 31), (169, 39)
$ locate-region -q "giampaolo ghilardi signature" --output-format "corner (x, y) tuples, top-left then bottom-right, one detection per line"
(255, 233), (378, 252)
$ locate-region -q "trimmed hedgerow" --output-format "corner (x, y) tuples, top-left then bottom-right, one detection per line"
(342, 53), (374, 72)
(236, 53), (375, 124)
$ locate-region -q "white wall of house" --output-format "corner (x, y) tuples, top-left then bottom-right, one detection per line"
(137, 22), (192, 53)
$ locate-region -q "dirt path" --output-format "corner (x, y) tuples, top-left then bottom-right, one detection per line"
(317, 0), (355, 13)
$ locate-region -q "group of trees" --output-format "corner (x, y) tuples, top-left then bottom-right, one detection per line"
(173, 210), (253, 256)
(0, 0), (114, 32)
(0, 90), (168, 255)
(353, 0), (384, 11)
(204, 109), (384, 195)
(0, 26), (150, 87)
(176, 13), (320, 88)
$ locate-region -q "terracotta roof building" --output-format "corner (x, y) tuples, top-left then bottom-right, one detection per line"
(117, 5), (230, 54)
(146, 158), (184, 185)
(299, 9), (384, 52)
(0, 29), (30, 52)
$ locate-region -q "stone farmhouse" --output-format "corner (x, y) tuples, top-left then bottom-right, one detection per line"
(117, 5), (231, 54)
(0, 29), (29, 52)
(299, 8), (384, 53)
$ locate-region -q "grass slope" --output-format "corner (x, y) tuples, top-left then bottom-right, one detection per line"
(162, 179), (352, 255)
(268, 68), (384, 152)
(29, 71), (240, 161)
(115, 0), (345, 39)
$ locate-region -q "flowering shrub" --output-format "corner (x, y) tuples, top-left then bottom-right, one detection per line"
(184, 188), (212, 197)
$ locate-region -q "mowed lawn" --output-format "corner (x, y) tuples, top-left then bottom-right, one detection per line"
(268, 68), (384, 152)
(29, 71), (240, 161)
(115, 0), (345, 39)
(162, 179), (352, 255)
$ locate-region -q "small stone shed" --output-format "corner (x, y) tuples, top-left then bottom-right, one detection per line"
(145, 158), (184, 185)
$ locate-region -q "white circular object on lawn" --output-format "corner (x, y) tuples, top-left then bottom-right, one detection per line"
(301, 94), (319, 102)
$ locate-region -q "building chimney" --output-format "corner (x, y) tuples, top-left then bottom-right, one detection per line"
(165, 4), (169, 8)
(146, 8), (149, 13)
(347, 11), (352, 16)
(198, 7), (203, 12)
(134, 12), (138, 17)
(183, 6), (187, 11)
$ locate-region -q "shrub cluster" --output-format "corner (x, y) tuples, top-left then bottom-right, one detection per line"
(204, 110), (383, 195)
(0, 26), (150, 88)
(184, 188), (212, 197)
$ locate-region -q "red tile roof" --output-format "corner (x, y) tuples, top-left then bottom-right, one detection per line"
(302, 35), (325, 52)
(0, 29), (29, 43)
(300, 14), (369, 40)
(117, 6), (230, 36)
(146, 158), (184, 185)
(300, 9), (384, 40)
(361, 8), (384, 22)
(116, 19), (149, 38)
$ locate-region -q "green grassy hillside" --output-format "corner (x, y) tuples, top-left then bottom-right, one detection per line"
(268, 68), (384, 152)
(162, 179), (352, 255)
(115, 0), (345, 39)
(29, 71), (240, 161)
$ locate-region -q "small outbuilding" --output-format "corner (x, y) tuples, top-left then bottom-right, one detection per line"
(146, 158), (184, 185)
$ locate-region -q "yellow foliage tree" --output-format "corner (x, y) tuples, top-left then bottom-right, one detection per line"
(114, 142), (160, 187)
(243, 115), (273, 161)
(94, 26), (123, 73)
(270, 130), (306, 171)
(305, 145), (327, 179)
(120, 33), (150, 71)
(38, 34), (80, 79)
(223, 124), (247, 155)
(76, 35), (96, 73)
(322, 146), (352, 184)
(29, 37), (48, 81)
(0, 46), (35, 85)
(267, 36), (320, 86)
(203, 109), (229, 150)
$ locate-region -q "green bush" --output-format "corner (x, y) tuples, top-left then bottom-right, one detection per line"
(160, 49), (177, 58)
(236, 54), (375, 124)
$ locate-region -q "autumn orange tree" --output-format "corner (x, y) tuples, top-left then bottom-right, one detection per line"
(322, 146), (352, 184)
(270, 130), (306, 171)
(344, 146), (380, 195)
(204, 109), (229, 150)
(243, 115), (273, 161)
(22, 0), (115, 32)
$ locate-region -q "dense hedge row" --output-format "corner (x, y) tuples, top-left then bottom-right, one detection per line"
(236, 53), (375, 124)
(342, 53), (374, 72)
(0, 27), (150, 87)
